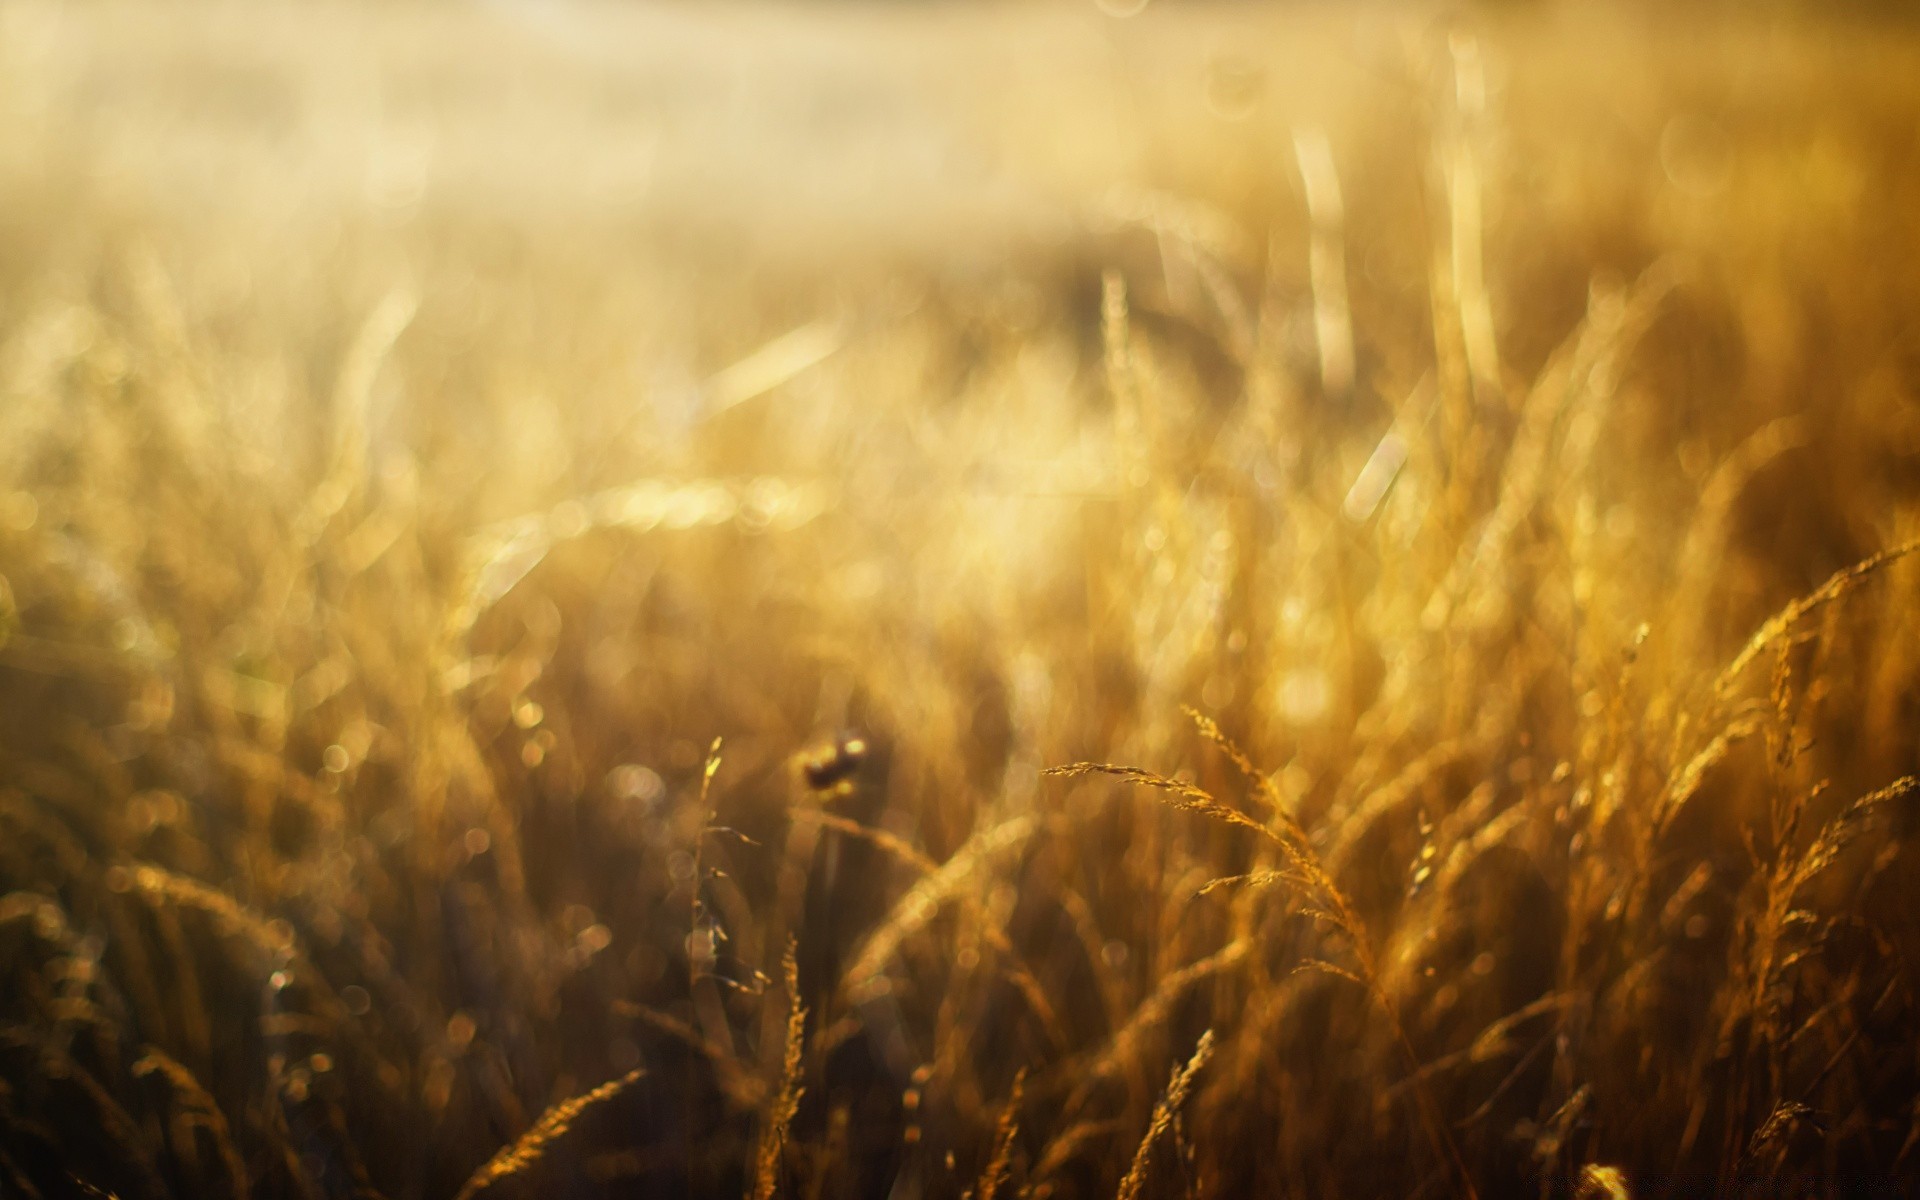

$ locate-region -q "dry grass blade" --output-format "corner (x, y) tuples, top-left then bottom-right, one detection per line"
(1294, 129), (1354, 399)
(64, 1176), (121, 1200)
(1082, 942), (1246, 1091)
(132, 1047), (249, 1199)
(1102, 270), (1143, 451)
(751, 939), (808, 1200)
(1026, 1120), (1128, 1198)
(1024, 947), (1241, 1193)
(446, 480), (832, 636)
(1790, 776), (1919, 893)
(974, 1068), (1025, 1200)
(1654, 712), (1766, 840)
(1714, 538), (1920, 698)
(793, 810), (939, 875)
(1291, 958), (1365, 986)
(1385, 993), (1571, 1103)
(690, 737), (726, 1014)
(452, 1068), (647, 1200)
(302, 288), (417, 539)
(1044, 763), (1278, 843)
(1670, 416), (1810, 646)
(840, 816), (1035, 996)
(0, 1026), (169, 1200)
(708, 319), (845, 411)
(611, 1002), (765, 1109)
(1424, 260), (1678, 633)
(1182, 706), (1290, 823)
(124, 864), (299, 962)
(1194, 870), (1306, 898)
(1327, 736), (1481, 866)
(1178, 711), (1362, 925)
(1077, 730), (1479, 1200)
(1114, 1029), (1214, 1200)
(803, 811), (1063, 1047)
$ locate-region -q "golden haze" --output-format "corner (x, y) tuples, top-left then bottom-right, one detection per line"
(1, 2), (1919, 1197)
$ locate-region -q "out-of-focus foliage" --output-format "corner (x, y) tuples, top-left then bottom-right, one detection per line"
(2, 3), (1919, 1198)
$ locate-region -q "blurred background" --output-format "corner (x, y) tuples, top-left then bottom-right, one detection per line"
(2, 2), (1920, 1198)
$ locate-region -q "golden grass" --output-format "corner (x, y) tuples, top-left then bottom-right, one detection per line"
(451, 1067), (647, 1200)
(749, 940), (807, 1200)
(131, 1046), (250, 1200)
(1114, 1030), (1212, 1200)
(972, 1066), (1024, 1200)
(2, 2), (1920, 1197)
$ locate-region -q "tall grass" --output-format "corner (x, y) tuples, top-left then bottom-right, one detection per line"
(2, 2), (1920, 1197)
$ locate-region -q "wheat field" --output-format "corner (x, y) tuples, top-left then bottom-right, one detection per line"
(2, 2), (1919, 1197)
